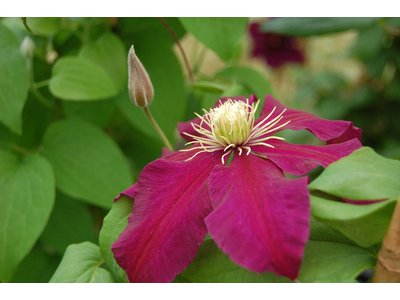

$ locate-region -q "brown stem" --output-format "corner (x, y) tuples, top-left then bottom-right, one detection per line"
(157, 17), (195, 84)
(372, 196), (400, 282)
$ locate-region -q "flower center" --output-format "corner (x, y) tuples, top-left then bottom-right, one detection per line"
(181, 99), (290, 164)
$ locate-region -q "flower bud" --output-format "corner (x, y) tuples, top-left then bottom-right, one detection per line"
(21, 36), (36, 58)
(128, 45), (154, 107)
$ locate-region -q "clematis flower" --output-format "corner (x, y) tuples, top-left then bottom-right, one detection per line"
(112, 94), (362, 283)
(249, 22), (305, 69)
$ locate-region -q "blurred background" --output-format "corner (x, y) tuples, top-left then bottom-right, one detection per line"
(0, 17), (399, 282)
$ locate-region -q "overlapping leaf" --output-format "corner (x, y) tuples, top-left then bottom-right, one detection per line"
(0, 24), (29, 134)
(99, 195), (133, 282)
(50, 242), (114, 283)
(42, 119), (133, 209)
(0, 151), (55, 282)
(49, 57), (118, 101)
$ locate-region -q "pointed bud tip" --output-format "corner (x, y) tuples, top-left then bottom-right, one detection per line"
(128, 45), (154, 108)
(21, 36), (36, 58)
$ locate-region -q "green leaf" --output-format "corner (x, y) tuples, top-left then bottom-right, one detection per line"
(352, 25), (385, 62)
(0, 24), (29, 134)
(49, 242), (114, 283)
(62, 98), (116, 128)
(41, 192), (97, 255)
(297, 216), (378, 282)
(79, 32), (127, 90)
(49, 57), (118, 101)
(309, 147), (400, 200)
(0, 151), (55, 282)
(25, 17), (61, 36)
(298, 240), (376, 283)
(261, 17), (383, 36)
(175, 239), (292, 283)
(10, 243), (61, 283)
(217, 66), (273, 99)
(310, 195), (396, 247)
(179, 17), (248, 61)
(192, 80), (228, 94)
(99, 195), (133, 282)
(42, 119), (133, 209)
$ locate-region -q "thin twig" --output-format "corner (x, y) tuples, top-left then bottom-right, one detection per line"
(157, 17), (195, 84)
(20, 17), (39, 35)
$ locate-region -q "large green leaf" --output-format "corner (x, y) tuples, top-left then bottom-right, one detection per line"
(179, 17), (248, 61)
(296, 216), (378, 282)
(79, 32), (127, 90)
(116, 18), (186, 143)
(0, 24), (29, 134)
(309, 147), (400, 200)
(99, 195), (133, 282)
(0, 151), (55, 282)
(175, 239), (292, 283)
(49, 242), (114, 283)
(62, 98), (116, 128)
(25, 17), (61, 36)
(298, 240), (376, 283)
(310, 195), (396, 247)
(261, 17), (383, 36)
(42, 119), (133, 209)
(217, 66), (272, 100)
(41, 192), (97, 255)
(49, 57), (118, 101)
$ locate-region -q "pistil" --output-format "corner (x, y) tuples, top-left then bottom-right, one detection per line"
(181, 98), (291, 164)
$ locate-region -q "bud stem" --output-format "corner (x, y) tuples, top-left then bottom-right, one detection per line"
(372, 195), (400, 282)
(143, 106), (173, 151)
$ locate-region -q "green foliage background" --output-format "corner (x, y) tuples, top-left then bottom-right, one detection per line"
(0, 17), (400, 283)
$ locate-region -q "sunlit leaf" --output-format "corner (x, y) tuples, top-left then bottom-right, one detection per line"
(99, 195), (133, 282)
(180, 17), (248, 61)
(50, 242), (114, 283)
(49, 57), (118, 101)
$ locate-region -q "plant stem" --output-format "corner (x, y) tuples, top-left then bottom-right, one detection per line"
(10, 144), (31, 156)
(34, 79), (50, 89)
(143, 106), (173, 151)
(157, 17), (195, 84)
(372, 195), (400, 282)
(20, 17), (38, 35)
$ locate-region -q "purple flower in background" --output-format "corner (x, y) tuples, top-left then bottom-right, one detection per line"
(249, 22), (305, 68)
(112, 94), (362, 283)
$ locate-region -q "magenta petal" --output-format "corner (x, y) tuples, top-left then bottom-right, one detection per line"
(161, 147), (174, 158)
(260, 94), (356, 141)
(252, 139), (362, 176)
(327, 123), (362, 144)
(114, 183), (137, 202)
(178, 95), (258, 142)
(112, 152), (221, 282)
(205, 153), (310, 280)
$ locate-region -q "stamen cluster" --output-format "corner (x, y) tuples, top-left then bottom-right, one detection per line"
(182, 99), (290, 164)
